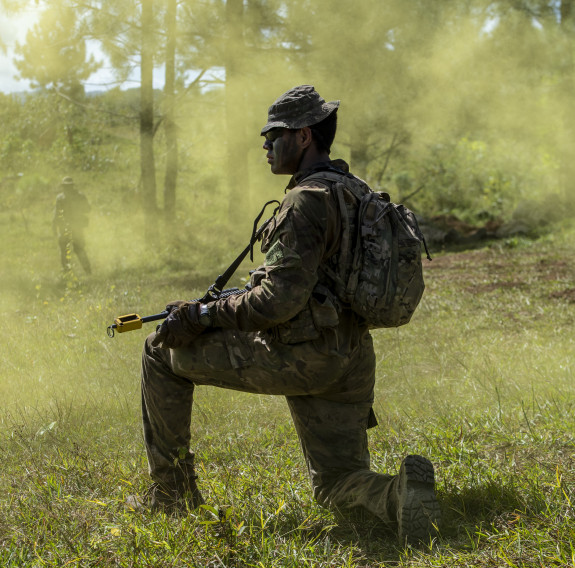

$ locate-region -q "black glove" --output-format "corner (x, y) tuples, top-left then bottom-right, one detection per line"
(165, 300), (187, 313)
(151, 302), (206, 349)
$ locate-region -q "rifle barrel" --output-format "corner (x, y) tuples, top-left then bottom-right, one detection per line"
(140, 311), (170, 324)
(107, 287), (247, 338)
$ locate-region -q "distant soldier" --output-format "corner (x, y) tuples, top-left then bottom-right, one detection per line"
(52, 176), (92, 274)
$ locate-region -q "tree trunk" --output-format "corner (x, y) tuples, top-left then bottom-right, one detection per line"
(224, 0), (250, 219)
(559, 0), (575, 208)
(560, 0), (573, 22)
(140, 0), (158, 237)
(163, 0), (178, 224)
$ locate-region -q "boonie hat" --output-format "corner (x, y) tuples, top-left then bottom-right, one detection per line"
(261, 85), (339, 135)
(61, 176), (74, 185)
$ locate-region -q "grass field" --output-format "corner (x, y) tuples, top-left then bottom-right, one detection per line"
(0, 209), (574, 567)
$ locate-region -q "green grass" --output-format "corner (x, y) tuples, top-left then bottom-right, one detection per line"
(1, 207), (574, 566)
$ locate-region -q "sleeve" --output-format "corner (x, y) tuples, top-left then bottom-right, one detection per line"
(209, 183), (339, 331)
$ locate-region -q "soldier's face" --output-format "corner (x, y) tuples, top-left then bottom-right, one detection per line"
(263, 128), (302, 175)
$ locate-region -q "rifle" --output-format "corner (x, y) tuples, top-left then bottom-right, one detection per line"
(106, 198), (280, 338)
(106, 286), (247, 338)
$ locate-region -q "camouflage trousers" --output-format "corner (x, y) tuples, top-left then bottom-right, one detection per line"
(140, 327), (397, 524)
(58, 233), (91, 274)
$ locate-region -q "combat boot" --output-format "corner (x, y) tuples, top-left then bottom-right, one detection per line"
(394, 455), (441, 546)
(125, 476), (205, 514)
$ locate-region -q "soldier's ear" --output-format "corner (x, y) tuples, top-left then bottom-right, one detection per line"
(298, 127), (313, 149)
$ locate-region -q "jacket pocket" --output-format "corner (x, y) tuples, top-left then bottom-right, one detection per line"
(274, 304), (320, 344)
(309, 285), (340, 329)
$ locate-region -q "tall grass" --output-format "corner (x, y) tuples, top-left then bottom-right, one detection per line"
(1, 201), (574, 566)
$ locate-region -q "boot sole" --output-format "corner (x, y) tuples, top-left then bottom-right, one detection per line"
(397, 455), (441, 546)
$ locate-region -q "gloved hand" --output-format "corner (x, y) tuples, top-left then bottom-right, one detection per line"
(165, 300), (187, 313)
(151, 302), (206, 349)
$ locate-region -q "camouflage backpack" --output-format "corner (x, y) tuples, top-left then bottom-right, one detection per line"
(305, 170), (430, 328)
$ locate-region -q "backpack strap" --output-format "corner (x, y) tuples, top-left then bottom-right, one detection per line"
(301, 170), (370, 300)
(302, 170), (370, 201)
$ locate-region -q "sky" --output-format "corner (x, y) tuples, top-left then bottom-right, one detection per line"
(0, 6), (166, 94)
(0, 9), (39, 93)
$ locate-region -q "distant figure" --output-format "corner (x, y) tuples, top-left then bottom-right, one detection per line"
(52, 176), (92, 274)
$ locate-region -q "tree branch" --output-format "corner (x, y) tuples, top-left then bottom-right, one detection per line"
(54, 88), (139, 120)
(401, 182), (427, 203)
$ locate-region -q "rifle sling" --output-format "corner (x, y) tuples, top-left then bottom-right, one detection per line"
(212, 200), (280, 293)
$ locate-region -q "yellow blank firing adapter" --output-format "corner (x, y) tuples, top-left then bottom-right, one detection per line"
(114, 313), (143, 333)
(107, 309), (170, 338)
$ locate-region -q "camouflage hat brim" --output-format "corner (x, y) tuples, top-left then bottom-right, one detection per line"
(261, 85), (340, 135)
(261, 101), (339, 134)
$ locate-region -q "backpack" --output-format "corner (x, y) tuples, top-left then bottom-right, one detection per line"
(304, 170), (430, 329)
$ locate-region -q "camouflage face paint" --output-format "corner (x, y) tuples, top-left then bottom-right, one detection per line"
(263, 128), (302, 175)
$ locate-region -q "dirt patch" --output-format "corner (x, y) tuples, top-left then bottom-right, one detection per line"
(424, 249), (492, 271)
(549, 288), (575, 303)
(424, 244), (575, 296)
(535, 258), (572, 281)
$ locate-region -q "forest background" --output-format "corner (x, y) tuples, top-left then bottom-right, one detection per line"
(2, 0), (575, 253)
(1, 1), (574, 567)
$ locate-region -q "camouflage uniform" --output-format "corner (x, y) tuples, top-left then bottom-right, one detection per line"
(140, 86), (440, 541)
(53, 177), (92, 274)
(141, 158), (402, 523)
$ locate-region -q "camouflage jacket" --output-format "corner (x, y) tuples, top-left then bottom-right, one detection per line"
(209, 159), (367, 353)
(53, 190), (91, 234)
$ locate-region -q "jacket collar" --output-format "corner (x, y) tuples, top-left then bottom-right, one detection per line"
(285, 159), (350, 190)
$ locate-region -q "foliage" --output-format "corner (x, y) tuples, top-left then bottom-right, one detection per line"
(0, 91), (134, 177)
(13, 4), (100, 97)
(3, 0), (575, 224)
(393, 138), (520, 223)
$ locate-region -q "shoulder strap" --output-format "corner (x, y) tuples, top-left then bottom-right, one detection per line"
(302, 170), (370, 201)
(300, 170), (370, 298)
(207, 200), (280, 298)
